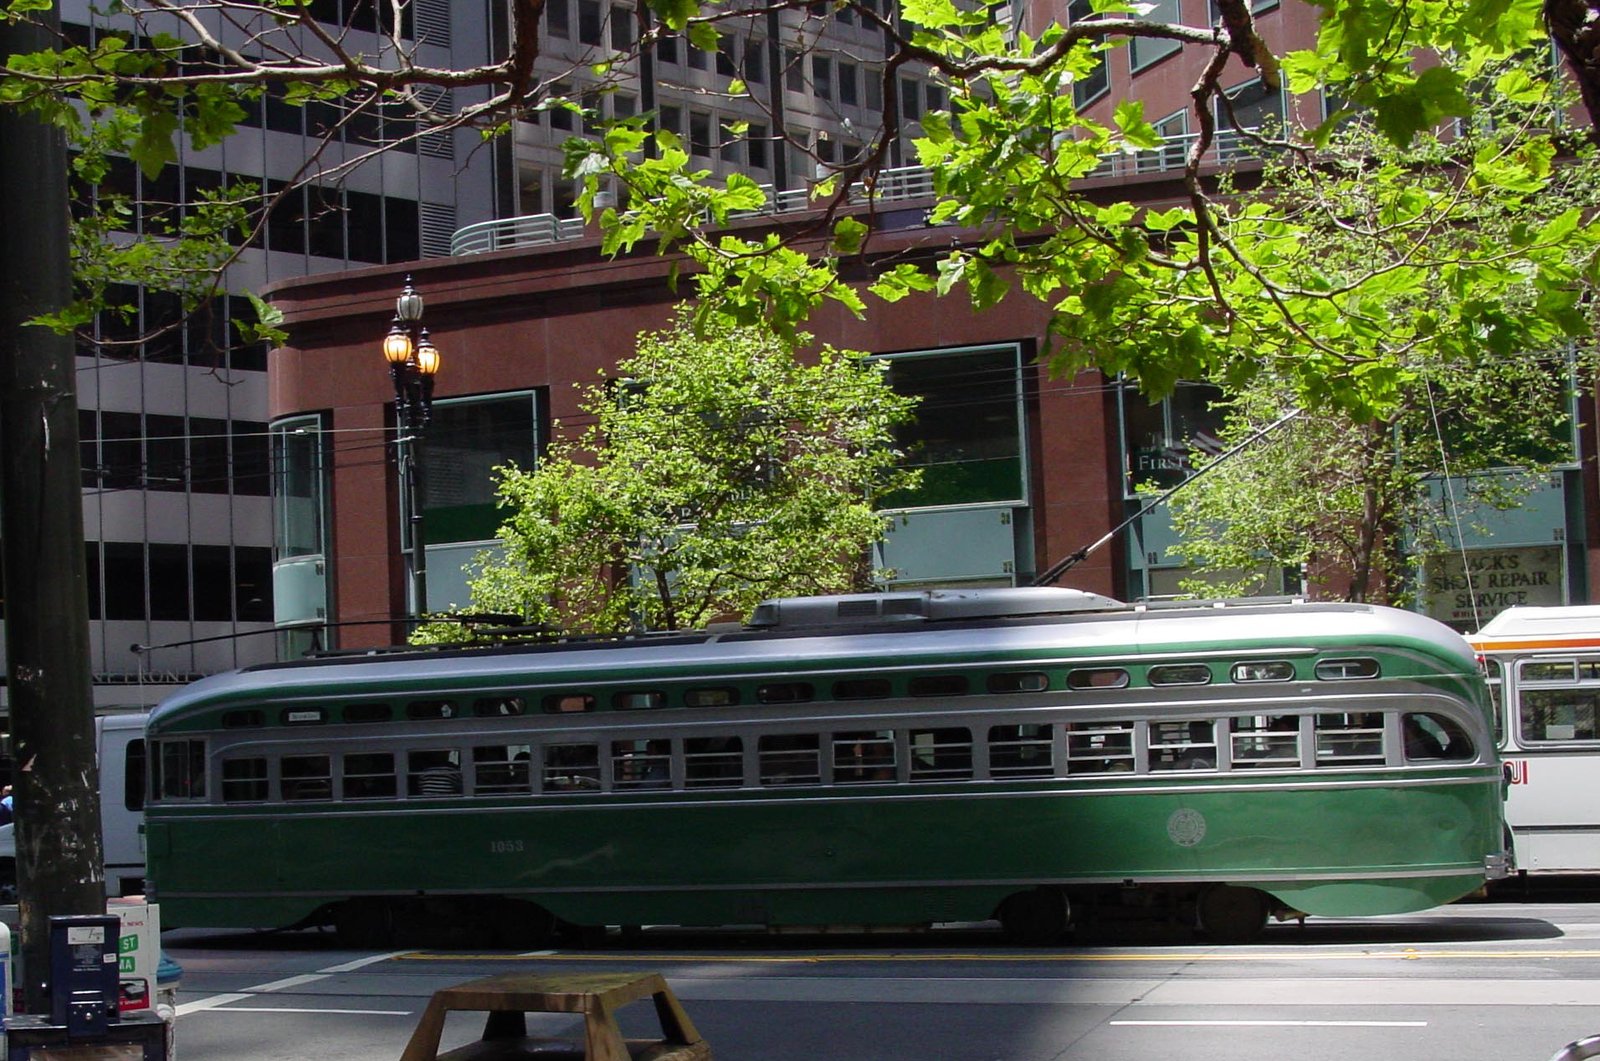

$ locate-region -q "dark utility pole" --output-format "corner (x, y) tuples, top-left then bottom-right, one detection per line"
(0, 10), (108, 1012)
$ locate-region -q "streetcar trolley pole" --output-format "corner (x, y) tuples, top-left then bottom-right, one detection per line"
(398, 971), (711, 1061)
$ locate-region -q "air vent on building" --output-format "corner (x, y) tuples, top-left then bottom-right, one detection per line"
(420, 202), (458, 258)
(413, 0), (452, 45)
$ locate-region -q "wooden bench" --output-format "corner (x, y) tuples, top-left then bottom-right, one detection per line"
(399, 971), (712, 1061)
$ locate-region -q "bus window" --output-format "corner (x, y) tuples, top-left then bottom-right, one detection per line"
(281, 755), (332, 801)
(1482, 658), (1504, 745)
(1519, 666), (1600, 743)
(344, 753), (398, 799)
(758, 734), (820, 785)
(989, 725), (1053, 778)
(833, 730), (895, 783)
(1066, 722), (1134, 773)
(908, 675), (969, 697)
(222, 710), (265, 728)
(613, 691), (666, 710)
(1314, 658), (1381, 680)
(758, 682), (814, 704)
(1232, 661), (1295, 683)
(685, 687), (739, 708)
(1149, 720), (1216, 771)
(1315, 713), (1384, 766)
(544, 694), (596, 714)
(1148, 664), (1212, 687)
(343, 703), (392, 724)
(1229, 716), (1299, 769)
(612, 740), (671, 788)
(1067, 668), (1129, 690)
(408, 750), (463, 795)
(988, 672), (1050, 694)
(473, 745), (531, 793)
(153, 739), (206, 800)
(542, 744), (600, 791)
(220, 757), (268, 803)
(1403, 713), (1475, 762)
(908, 728), (971, 781)
(125, 739), (146, 812)
(406, 700), (457, 721)
(833, 678), (891, 700)
(685, 737), (742, 788)
(473, 696), (525, 717)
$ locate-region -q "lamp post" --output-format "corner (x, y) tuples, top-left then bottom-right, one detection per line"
(382, 275), (441, 618)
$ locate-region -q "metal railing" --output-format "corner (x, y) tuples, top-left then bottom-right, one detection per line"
(449, 127), (1269, 256)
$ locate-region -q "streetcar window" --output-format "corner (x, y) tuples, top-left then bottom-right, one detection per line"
(280, 755), (332, 801)
(758, 682), (815, 704)
(344, 703), (392, 724)
(1232, 661), (1295, 683)
(612, 740), (672, 789)
(909, 675), (969, 697)
(473, 744), (531, 793)
(613, 691), (667, 710)
(685, 687), (739, 708)
(833, 678), (891, 700)
(544, 693), (596, 713)
(1403, 712), (1475, 762)
(406, 700), (458, 720)
(908, 728), (972, 781)
(1148, 720), (1217, 771)
(473, 697), (526, 717)
(542, 744), (600, 791)
(408, 749), (463, 795)
(989, 724), (1053, 777)
(220, 757), (268, 803)
(1315, 657), (1381, 680)
(758, 734), (820, 785)
(344, 753), (398, 799)
(1523, 661), (1578, 683)
(221, 710), (265, 728)
(1229, 716), (1300, 769)
(152, 739), (207, 800)
(1314, 713), (1385, 766)
(1065, 721), (1134, 773)
(1066, 668), (1129, 689)
(833, 730), (896, 783)
(125, 739), (146, 812)
(281, 708), (326, 725)
(1520, 688), (1600, 743)
(685, 737), (743, 787)
(988, 672), (1050, 694)
(1148, 664), (1212, 687)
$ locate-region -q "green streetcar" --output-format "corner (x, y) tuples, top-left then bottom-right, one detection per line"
(144, 587), (1511, 945)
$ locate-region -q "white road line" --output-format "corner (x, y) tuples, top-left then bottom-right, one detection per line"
(1112, 1020), (1429, 1028)
(183, 1006), (412, 1016)
(176, 951), (411, 1018)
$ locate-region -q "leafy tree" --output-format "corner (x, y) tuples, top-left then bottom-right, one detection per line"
(5, 0), (1600, 414)
(1160, 104), (1598, 602)
(416, 313), (919, 636)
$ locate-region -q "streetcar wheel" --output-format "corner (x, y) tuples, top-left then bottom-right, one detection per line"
(1196, 886), (1269, 943)
(1000, 888), (1070, 945)
(333, 900), (393, 949)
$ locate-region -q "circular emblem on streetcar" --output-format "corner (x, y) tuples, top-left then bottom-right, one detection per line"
(1167, 808), (1206, 847)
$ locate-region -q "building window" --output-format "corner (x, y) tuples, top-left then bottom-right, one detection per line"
(610, 4), (632, 50)
(813, 55), (833, 100)
(417, 393), (540, 549)
(878, 345), (1027, 508)
(1129, 0), (1181, 70)
(547, 0), (570, 35)
(1120, 380), (1224, 494)
(1215, 77), (1287, 159)
(578, 0), (602, 44)
(839, 61), (858, 106)
(689, 109), (713, 157)
(1067, 0), (1109, 106)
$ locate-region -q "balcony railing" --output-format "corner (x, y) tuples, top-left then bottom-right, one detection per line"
(449, 127), (1266, 256)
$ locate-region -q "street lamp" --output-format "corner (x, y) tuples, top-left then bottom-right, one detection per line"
(382, 275), (441, 618)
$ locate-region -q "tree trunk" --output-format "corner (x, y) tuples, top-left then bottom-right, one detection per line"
(0, 12), (107, 1013)
(1547, 0), (1600, 131)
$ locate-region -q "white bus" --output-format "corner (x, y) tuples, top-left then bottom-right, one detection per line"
(0, 711), (148, 898)
(1470, 606), (1600, 873)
